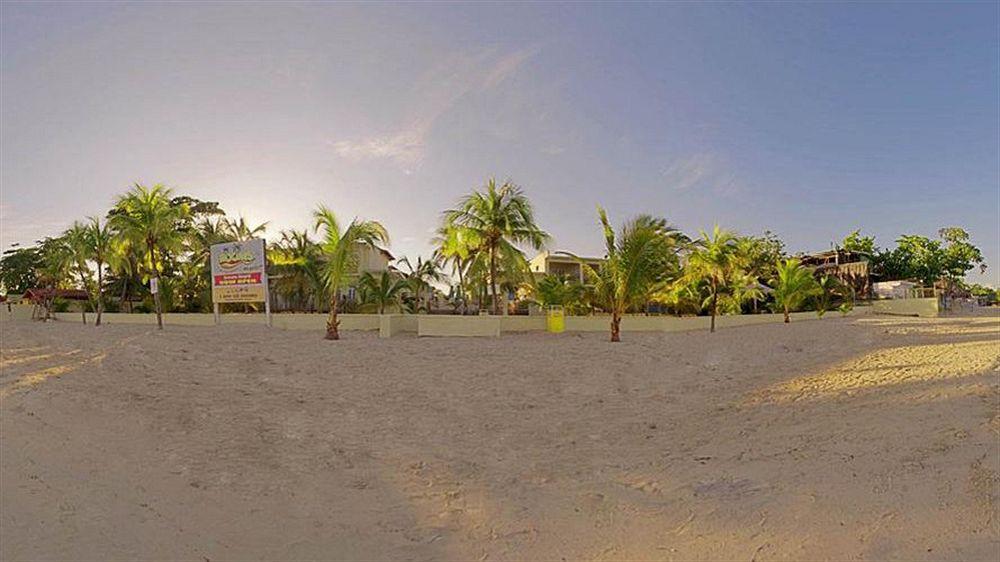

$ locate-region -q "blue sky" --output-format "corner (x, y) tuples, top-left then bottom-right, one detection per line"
(2, 2), (998, 284)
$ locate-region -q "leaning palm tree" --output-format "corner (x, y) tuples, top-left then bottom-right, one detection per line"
(313, 205), (388, 340)
(684, 226), (740, 333)
(444, 179), (548, 315)
(358, 270), (407, 314)
(86, 217), (117, 326)
(109, 184), (189, 329)
(771, 258), (819, 323)
(566, 207), (684, 342)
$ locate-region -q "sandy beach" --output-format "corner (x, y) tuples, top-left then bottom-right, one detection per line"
(1, 313), (998, 561)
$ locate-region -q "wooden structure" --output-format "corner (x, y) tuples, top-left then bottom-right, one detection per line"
(799, 249), (871, 298)
(23, 287), (89, 320)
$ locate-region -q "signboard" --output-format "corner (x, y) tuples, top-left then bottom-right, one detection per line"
(149, 277), (159, 295)
(210, 239), (268, 303)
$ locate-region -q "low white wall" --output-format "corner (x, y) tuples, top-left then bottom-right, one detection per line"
(871, 297), (940, 318)
(418, 315), (501, 337)
(2, 304), (868, 336)
(0, 307), (382, 331)
(379, 314), (418, 338)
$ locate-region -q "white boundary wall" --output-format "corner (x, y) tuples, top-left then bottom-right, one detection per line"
(3, 304), (868, 336)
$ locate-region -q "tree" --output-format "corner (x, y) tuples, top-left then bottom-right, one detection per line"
(444, 179), (548, 315)
(771, 258), (818, 323)
(109, 184), (189, 329)
(532, 274), (588, 314)
(938, 227), (986, 280)
(814, 275), (843, 318)
(684, 226), (741, 333)
(86, 217), (117, 325)
(63, 222), (95, 324)
(313, 205), (388, 340)
(223, 216), (268, 242)
(875, 228), (985, 286)
(397, 255), (444, 313)
(35, 236), (74, 320)
(0, 245), (43, 295)
(567, 207), (683, 342)
(734, 232), (785, 312)
(432, 224), (481, 315)
(358, 270), (407, 314)
(841, 229), (877, 256)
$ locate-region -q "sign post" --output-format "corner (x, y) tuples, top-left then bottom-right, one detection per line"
(210, 239), (271, 326)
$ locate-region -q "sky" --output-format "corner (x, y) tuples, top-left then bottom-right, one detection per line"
(2, 2), (998, 285)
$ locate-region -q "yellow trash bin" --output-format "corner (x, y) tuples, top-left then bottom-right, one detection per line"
(546, 305), (565, 333)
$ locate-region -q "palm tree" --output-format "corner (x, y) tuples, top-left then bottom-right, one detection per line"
(109, 184), (189, 329)
(358, 270), (407, 314)
(313, 205), (388, 340)
(86, 217), (117, 325)
(566, 207), (684, 342)
(532, 274), (588, 315)
(432, 224), (481, 314)
(36, 236), (73, 321)
(814, 274), (843, 318)
(63, 222), (94, 324)
(684, 226), (740, 333)
(771, 258), (818, 323)
(223, 216), (268, 241)
(397, 255), (444, 313)
(444, 179), (548, 315)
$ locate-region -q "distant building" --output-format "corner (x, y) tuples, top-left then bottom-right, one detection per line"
(873, 280), (917, 300)
(528, 251), (604, 284)
(799, 249), (871, 298)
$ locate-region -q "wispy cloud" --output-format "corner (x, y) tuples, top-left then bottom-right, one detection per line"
(661, 153), (739, 194)
(332, 48), (537, 170)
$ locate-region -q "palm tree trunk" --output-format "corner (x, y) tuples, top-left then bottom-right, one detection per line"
(610, 310), (621, 342)
(96, 264), (104, 326)
(119, 271), (130, 313)
(149, 242), (163, 330)
(457, 266), (466, 315)
(489, 247), (500, 315)
(326, 296), (340, 340)
(709, 281), (717, 333)
(783, 306), (790, 323)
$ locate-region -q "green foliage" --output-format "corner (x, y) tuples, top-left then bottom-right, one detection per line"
(967, 283), (997, 304)
(770, 259), (819, 322)
(358, 270), (407, 314)
(396, 255), (444, 313)
(682, 226), (759, 331)
(814, 275), (844, 318)
(841, 230), (877, 256)
(874, 228), (985, 285)
(838, 300), (854, 316)
(313, 205), (389, 338)
(444, 179), (548, 315)
(271, 229), (326, 312)
(569, 207), (684, 341)
(532, 274), (588, 314)
(0, 245), (43, 294)
(432, 224), (482, 314)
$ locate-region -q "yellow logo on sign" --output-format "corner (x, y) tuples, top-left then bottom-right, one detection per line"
(218, 246), (256, 270)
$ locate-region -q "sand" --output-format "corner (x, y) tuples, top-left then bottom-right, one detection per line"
(1, 312), (998, 561)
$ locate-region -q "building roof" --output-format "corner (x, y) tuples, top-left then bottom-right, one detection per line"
(23, 288), (90, 302)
